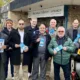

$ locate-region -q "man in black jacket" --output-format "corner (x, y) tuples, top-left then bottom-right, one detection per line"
(2, 19), (14, 79)
(25, 18), (38, 77)
(8, 19), (30, 80)
(0, 27), (8, 80)
(66, 19), (80, 73)
(66, 19), (80, 41)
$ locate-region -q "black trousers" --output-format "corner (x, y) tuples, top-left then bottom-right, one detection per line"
(28, 53), (33, 73)
(54, 62), (70, 80)
(5, 52), (14, 78)
(0, 59), (6, 80)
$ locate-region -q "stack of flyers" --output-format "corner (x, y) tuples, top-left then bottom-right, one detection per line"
(49, 29), (54, 35)
(20, 43), (28, 53)
(53, 45), (63, 52)
(0, 39), (4, 53)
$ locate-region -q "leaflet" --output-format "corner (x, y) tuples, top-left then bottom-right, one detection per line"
(49, 29), (54, 35)
(39, 38), (45, 47)
(20, 43), (28, 53)
(53, 45), (63, 52)
(74, 34), (80, 43)
(0, 39), (4, 53)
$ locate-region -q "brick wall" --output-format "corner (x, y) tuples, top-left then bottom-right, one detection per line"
(8, 11), (30, 28)
(68, 5), (80, 28)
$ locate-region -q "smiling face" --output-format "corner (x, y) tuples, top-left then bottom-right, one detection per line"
(50, 19), (57, 28)
(72, 19), (79, 29)
(39, 24), (46, 34)
(18, 19), (25, 30)
(57, 26), (65, 38)
(6, 20), (13, 29)
(30, 18), (37, 27)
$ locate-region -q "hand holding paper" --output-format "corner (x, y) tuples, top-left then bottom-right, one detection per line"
(63, 47), (67, 51)
(36, 38), (40, 42)
(15, 44), (20, 48)
(20, 43), (28, 53)
(53, 45), (63, 52)
(1, 45), (7, 49)
(53, 50), (57, 55)
(53, 45), (63, 55)
(23, 46), (29, 52)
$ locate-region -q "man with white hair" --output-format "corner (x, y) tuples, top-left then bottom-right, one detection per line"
(48, 26), (75, 80)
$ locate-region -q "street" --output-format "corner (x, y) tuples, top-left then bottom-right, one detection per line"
(7, 59), (65, 80)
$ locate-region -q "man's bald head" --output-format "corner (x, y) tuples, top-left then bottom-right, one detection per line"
(50, 19), (57, 28)
(72, 19), (79, 29)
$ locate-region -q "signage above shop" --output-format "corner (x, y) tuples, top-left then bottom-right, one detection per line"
(28, 5), (64, 18)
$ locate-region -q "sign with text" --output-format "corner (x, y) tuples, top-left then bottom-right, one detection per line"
(28, 6), (64, 18)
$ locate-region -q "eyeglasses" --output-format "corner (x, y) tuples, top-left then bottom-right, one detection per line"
(58, 31), (64, 33)
(19, 23), (24, 25)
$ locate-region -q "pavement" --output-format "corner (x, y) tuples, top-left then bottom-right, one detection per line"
(6, 59), (68, 80)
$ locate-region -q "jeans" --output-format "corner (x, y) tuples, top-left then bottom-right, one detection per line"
(54, 62), (70, 80)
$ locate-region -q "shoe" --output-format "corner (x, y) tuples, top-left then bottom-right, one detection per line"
(6, 77), (9, 80)
(28, 73), (32, 78)
(46, 75), (51, 80)
(12, 77), (14, 80)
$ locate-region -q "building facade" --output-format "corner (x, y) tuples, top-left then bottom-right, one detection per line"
(1, 0), (80, 28)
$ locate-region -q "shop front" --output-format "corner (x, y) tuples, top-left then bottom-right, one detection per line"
(28, 5), (68, 28)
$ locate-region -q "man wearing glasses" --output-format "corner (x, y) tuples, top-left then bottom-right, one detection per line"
(8, 19), (30, 80)
(48, 26), (75, 80)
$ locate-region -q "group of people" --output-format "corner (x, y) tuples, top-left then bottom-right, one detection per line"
(0, 18), (80, 80)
